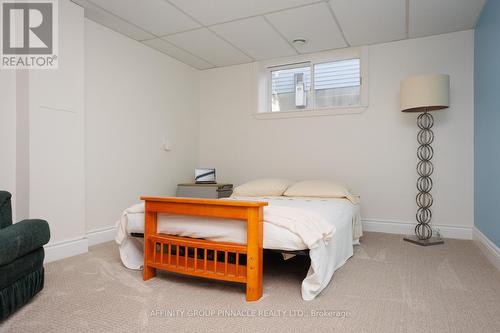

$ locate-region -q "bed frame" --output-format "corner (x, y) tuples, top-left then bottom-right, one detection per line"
(141, 196), (268, 301)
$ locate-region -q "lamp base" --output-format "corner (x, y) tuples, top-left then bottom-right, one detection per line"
(403, 235), (444, 246)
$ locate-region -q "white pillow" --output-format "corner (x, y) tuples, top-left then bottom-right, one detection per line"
(284, 180), (355, 201)
(233, 178), (294, 197)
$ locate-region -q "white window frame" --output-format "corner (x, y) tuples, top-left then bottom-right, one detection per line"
(255, 46), (369, 119)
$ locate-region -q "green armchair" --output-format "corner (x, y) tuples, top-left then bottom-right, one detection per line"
(0, 191), (50, 321)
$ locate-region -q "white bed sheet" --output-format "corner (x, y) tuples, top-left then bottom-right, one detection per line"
(127, 209), (307, 251)
(116, 196), (362, 300)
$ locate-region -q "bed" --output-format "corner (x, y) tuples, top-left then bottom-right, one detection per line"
(116, 195), (362, 301)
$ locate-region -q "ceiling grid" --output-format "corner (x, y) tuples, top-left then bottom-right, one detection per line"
(71, 0), (486, 69)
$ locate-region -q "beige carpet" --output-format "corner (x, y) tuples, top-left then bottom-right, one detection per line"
(1, 232), (499, 333)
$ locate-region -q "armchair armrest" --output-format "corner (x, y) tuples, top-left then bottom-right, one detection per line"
(0, 219), (50, 266)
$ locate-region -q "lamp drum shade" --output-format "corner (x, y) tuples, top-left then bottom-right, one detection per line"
(400, 74), (450, 112)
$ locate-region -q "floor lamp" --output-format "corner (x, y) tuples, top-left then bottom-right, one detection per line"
(400, 74), (450, 246)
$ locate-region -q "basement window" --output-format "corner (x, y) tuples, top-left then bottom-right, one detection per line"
(257, 48), (368, 119)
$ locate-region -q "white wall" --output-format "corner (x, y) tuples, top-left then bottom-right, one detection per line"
(15, 71), (29, 221)
(199, 30), (474, 233)
(29, 0), (86, 246)
(2, 3), (200, 260)
(0, 70), (16, 218)
(84, 20), (200, 233)
(1, 1), (85, 233)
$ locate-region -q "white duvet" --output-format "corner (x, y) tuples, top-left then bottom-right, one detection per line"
(115, 196), (362, 300)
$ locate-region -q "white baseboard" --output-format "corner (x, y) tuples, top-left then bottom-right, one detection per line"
(44, 225), (116, 263)
(44, 237), (88, 263)
(472, 227), (500, 270)
(86, 225), (117, 246)
(45, 220), (475, 263)
(362, 219), (472, 240)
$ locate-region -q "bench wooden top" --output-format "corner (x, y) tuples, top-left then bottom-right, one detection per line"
(140, 196), (268, 207)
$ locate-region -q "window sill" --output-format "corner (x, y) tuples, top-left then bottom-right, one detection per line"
(253, 105), (368, 120)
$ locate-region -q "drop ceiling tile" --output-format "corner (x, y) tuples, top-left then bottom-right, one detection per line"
(164, 28), (253, 67)
(410, 0), (486, 38)
(329, 0), (406, 46)
(72, 0), (154, 40)
(142, 39), (214, 70)
(169, 0), (319, 25)
(89, 0), (200, 36)
(210, 17), (297, 60)
(265, 2), (347, 54)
